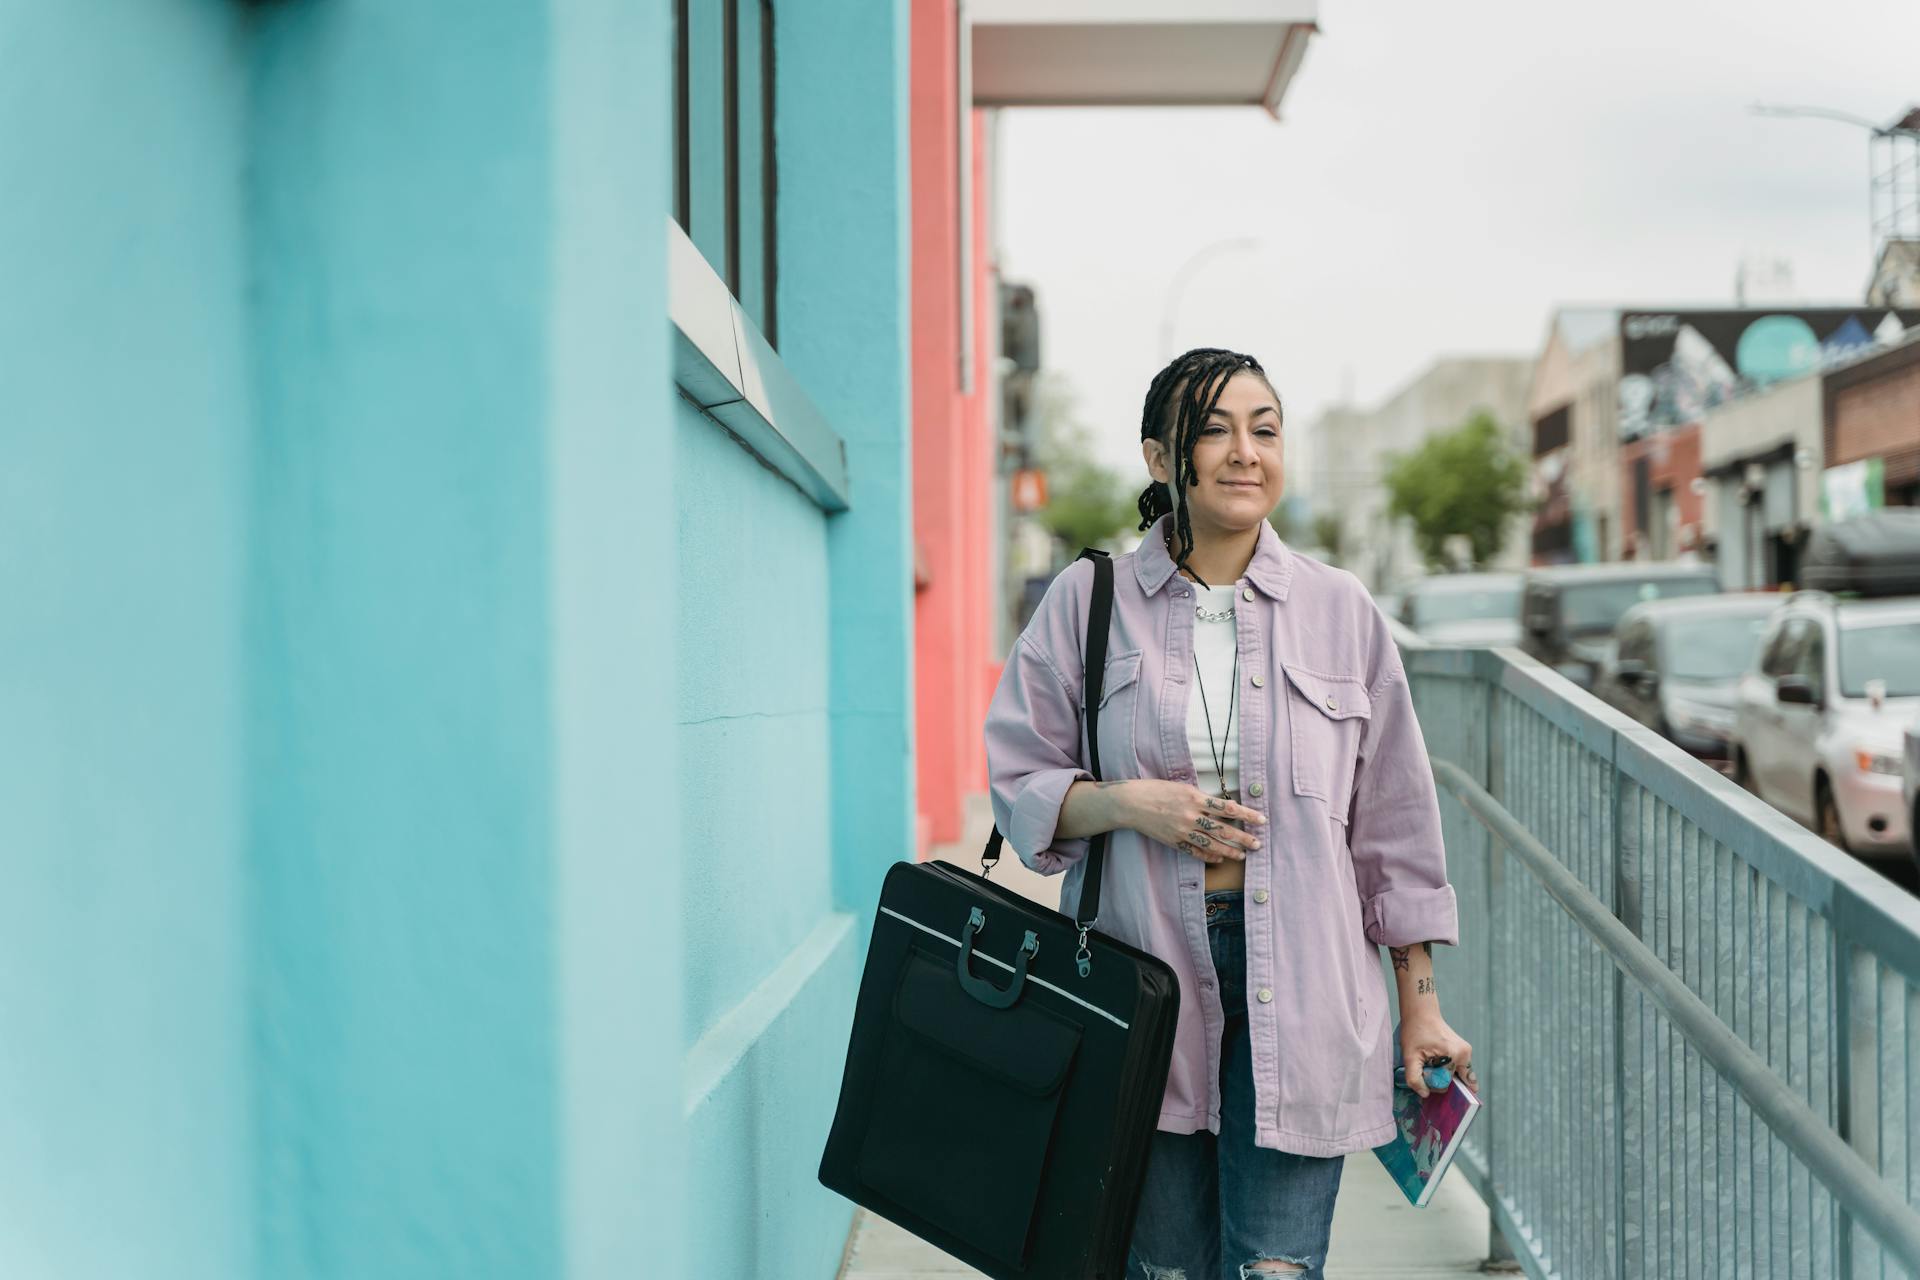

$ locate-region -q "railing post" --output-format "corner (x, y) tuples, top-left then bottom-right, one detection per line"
(1482, 661), (1519, 1268)
(1835, 937), (1878, 1278)
(1611, 730), (1632, 1280)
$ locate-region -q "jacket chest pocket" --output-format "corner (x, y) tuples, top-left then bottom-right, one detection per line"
(1283, 663), (1371, 823)
(1085, 648), (1142, 776)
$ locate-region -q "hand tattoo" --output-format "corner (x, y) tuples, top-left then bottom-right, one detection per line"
(1389, 946), (1411, 973)
(1187, 831), (1212, 848)
(1205, 796), (1228, 811)
(1195, 816), (1221, 831)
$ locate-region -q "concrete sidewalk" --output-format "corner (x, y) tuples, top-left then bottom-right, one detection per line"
(837, 796), (1499, 1279)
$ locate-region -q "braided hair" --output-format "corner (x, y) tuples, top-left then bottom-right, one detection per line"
(1136, 347), (1282, 583)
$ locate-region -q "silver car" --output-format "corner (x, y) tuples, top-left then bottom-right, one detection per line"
(1732, 593), (1920, 859)
(1397, 572), (1523, 647)
(1905, 717), (1920, 871)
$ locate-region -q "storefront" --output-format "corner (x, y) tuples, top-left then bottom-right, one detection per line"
(1825, 335), (1920, 509)
(1699, 375), (1823, 590)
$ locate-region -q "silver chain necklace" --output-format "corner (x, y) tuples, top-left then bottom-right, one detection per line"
(1195, 599), (1236, 623)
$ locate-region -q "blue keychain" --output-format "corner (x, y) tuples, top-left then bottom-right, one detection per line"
(1394, 1061), (1453, 1092)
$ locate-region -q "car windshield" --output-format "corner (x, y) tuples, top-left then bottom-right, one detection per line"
(1412, 586), (1519, 627)
(1663, 615), (1769, 681)
(1562, 577), (1716, 632)
(1837, 621), (1920, 698)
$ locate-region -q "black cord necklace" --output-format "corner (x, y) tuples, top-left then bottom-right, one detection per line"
(1193, 617), (1238, 799)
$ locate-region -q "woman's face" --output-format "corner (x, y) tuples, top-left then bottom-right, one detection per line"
(1143, 370), (1284, 536)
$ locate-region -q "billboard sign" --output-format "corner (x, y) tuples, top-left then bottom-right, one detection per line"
(1617, 308), (1920, 440)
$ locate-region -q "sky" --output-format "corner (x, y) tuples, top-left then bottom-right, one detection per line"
(993, 0), (1920, 484)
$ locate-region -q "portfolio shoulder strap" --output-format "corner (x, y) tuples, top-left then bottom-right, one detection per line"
(981, 549), (1116, 932)
(1075, 551), (1114, 931)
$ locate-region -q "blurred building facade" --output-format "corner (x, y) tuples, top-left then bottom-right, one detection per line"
(1699, 374), (1826, 590)
(1527, 304), (1920, 569)
(1309, 356), (1533, 589)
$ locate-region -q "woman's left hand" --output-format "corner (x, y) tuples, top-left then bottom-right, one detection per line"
(1398, 1011), (1475, 1098)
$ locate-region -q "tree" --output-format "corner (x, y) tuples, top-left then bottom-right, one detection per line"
(1030, 375), (1140, 553)
(1310, 514), (1344, 560)
(1382, 412), (1531, 571)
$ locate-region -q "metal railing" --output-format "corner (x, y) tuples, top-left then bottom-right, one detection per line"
(1396, 637), (1920, 1279)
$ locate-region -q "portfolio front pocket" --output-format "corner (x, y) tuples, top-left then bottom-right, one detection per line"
(856, 943), (1084, 1266)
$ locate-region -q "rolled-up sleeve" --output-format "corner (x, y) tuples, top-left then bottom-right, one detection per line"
(984, 632), (1092, 876)
(1346, 651), (1459, 947)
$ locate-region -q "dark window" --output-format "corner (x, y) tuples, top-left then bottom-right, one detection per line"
(1794, 624), (1826, 699)
(671, 0), (778, 346)
(674, 0), (690, 228)
(1560, 575), (1718, 633)
(1838, 621), (1920, 698)
(1533, 404), (1571, 456)
(1662, 614), (1770, 681)
(1758, 622), (1792, 677)
(1617, 619), (1654, 666)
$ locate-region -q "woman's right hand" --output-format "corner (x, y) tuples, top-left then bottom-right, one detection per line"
(1116, 780), (1265, 864)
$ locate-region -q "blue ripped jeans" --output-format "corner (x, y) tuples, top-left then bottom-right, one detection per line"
(1125, 891), (1345, 1280)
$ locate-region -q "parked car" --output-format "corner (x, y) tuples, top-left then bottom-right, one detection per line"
(1397, 572), (1523, 647)
(1732, 593), (1920, 859)
(1905, 717), (1920, 873)
(1593, 594), (1778, 769)
(1518, 563), (1721, 689)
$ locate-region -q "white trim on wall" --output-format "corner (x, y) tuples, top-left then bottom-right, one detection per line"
(668, 218), (851, 511)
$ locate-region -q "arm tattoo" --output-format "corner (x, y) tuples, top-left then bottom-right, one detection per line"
(1389, 946), (1411, 973)
(1416, 976), (1435, 995)
(1195, 816), (1221, 831)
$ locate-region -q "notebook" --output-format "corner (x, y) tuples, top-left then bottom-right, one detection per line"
(1371, 1075), (1482, 1208)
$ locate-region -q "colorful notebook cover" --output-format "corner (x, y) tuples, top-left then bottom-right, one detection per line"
(1371, 1076), (1481, 1208)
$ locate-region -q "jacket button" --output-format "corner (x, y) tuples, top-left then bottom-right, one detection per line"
(1251, 674), (1265, 688)
(1242, 587), (1255, 602)
(1249, 782), (1264, 798)
(1254, 889), (1269, 904)
(1325, 695), (1338, 710)
(1257, 988), (1273, 1003)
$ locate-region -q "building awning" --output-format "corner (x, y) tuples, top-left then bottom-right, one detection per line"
(969, 0), (1318, 119)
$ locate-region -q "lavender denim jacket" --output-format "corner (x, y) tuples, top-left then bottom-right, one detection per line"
(984, 515), (1459, 1157)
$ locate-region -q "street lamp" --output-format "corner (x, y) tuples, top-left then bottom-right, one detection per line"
(1749, 102), (1920, 263)
(1158, 237), (1262, 359)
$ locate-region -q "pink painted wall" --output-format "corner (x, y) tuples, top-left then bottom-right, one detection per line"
(909, 0), (996, 854)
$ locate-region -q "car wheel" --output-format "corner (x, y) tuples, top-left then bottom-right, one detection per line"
(1732, 747), (1754, 793)
(1816, 778), (1851, 854)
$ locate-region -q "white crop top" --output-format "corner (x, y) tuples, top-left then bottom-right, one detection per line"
(1187, 582), (1241, 797)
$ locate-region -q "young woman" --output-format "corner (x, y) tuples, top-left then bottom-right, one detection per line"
(985, 348), (1474, 1280)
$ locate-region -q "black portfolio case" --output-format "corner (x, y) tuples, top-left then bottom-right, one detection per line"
(819, 549), (1181, 1278)
(818, 858), (1179, 1279)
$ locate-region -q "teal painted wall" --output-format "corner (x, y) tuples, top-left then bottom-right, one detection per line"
(545, 1), (684, 1274)
(780, 3), (918, 922)
(246, 6), (561, 1271)
(0, 0), (681, 1275)
(0, 3), (252, 1274)
(676, 407), (834, 1047)
(673, 2), (915, 1275)
(0, 0), (917, 1273)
